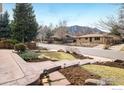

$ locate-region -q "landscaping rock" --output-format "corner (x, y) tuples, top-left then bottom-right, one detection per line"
(66, 50), (71, 54)
(84, 79), (106, 85)
(57, 49), (65, 52)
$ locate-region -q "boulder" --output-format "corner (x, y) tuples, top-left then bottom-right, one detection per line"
(84, 79), (106, 85)
(57, 49), (65, 52)
(66, 50), (71, 54)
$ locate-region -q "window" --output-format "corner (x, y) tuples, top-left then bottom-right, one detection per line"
(95, 37), (100, 40)
(85, 38), (88, 40)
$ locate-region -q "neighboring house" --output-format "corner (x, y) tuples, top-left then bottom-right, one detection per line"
(75, 34), (122, 45)
(51, 34), (75, 44)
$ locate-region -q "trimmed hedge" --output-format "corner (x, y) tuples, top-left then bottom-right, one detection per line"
(14, 43), (26, 52)
(0, 39), (19, 49)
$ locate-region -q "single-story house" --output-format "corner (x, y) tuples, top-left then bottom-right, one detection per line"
(75, 34), (122, 45)
(51, 34), (75, 44)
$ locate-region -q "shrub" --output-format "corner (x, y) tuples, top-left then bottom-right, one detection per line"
(4, 39), (19, 49)
(0, 41), (4, 48)
(7, 39), (19, 45)
(19, 51), (39, 61)
(14, 43), (26, 52)
(57, 49), (65, 52)
(0, 39), (19, 49)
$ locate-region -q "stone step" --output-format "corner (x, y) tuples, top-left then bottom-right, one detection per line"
(49, 71), (66, 81)
(42, 71), (70, 86)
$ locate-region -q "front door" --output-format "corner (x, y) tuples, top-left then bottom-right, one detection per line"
(89, 37), (92, 42)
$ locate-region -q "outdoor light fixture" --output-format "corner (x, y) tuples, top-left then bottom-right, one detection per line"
(41, 69), (51, 85)
(43, 69), (48, 76)
(64, 63), (66, 68)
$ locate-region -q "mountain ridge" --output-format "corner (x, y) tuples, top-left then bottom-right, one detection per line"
(67, 25), (105, 36)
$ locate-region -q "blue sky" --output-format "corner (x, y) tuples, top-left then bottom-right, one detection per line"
(3, 3), (121, 29)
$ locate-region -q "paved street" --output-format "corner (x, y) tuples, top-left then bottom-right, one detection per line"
(38, 43), (124, 60)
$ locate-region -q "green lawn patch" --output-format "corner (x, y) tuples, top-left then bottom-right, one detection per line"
(82, 64), (124, 85)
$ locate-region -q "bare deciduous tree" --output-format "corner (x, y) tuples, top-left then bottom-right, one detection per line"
(54, 20), (68, 39)
(37, 23), (54, 42)
(98, 4), (124, 37)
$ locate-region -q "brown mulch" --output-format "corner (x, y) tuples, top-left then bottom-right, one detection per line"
(59, 66), (100, 85)
(71, 52), (93, 59)
(94, 60), (124, 69)
(27, 58), (58, 62)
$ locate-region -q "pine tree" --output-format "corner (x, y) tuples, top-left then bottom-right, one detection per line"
(0, 11), (11, 38)
(12, 3), (38, 42)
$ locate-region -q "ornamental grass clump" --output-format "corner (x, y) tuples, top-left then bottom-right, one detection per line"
(19, 51), (39, 61)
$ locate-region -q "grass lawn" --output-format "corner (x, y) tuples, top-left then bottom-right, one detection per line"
(38, 51), (76, 61)
(82, 64), (124, 85)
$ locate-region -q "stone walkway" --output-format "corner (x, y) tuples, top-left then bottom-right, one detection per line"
(44, 71), (70, 85)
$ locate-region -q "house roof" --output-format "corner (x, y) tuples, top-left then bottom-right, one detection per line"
(75, 34), (112, 38)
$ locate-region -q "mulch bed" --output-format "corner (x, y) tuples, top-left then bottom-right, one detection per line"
(94, 60), (124, 69)
(59, 66), (100, 85)
(27, 58), (58, 62)
(71, 52), (93, 59)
